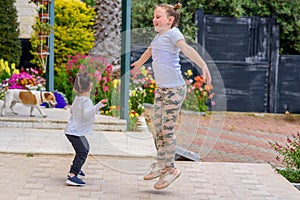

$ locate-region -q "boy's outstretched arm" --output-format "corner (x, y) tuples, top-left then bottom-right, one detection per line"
(131, 47), (152, 75)
(176, 40), (212, 85)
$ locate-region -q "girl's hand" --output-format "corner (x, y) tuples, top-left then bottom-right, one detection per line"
(130, 62), (141, 75)
(202, 67), (212, 85)
(100, 99), (108, 106)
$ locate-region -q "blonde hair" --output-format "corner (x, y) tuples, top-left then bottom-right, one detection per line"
(156, 3), (182, 28)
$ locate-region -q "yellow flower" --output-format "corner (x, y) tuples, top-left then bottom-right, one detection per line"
(187, 69), (193, 77)
(135, 113), (139, 117)
(141, 70), (147, 77)
(3, 61), (9, 74)
(11, 63), (18, 74)
(130, 113), (135, 117)
(5, 65), (10, 75)
(0, 59), (3, 71)
(110, 105), (115, 110)
(131, 90), (136, 97)
(113, 79), (120, 89)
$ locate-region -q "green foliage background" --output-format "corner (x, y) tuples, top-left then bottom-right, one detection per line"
(131, 0), (300, 54)
(51, 0), (96, 100)
(53, 0), (96, 73)
(0, 0), (22, 66)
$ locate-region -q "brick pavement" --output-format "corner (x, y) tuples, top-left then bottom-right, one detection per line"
(145, 109), (300, 166)
(0, 153), (299, 200)
(193, 112), (300, 165)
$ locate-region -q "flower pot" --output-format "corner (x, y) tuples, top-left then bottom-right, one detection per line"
(41, 0), (49, 6)
(37, 52), (49, 59)
(37, 44), (49, 52)
(30, 0), (49, 6)
(37, 45), (49, 59)
(39, 13), (49, 22)
(38, 35), (49, 40)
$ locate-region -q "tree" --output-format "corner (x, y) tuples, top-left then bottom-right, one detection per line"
(92, 0), (122, 65)
(0, 0), (22, 66)
(131, 0), (300, 54)
(82, 0), (97, 7)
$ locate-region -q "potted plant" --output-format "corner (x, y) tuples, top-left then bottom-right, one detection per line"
(36, 44), (49, 59)
(269, 133), (300, 190)
(29, 0), (49, 6)
(32, 21), (53, 37)
(38, 5), (49, 22)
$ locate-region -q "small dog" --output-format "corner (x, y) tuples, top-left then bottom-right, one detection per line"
(1, 89), (57, 117)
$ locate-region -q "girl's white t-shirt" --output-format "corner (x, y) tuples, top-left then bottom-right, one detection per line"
(65, 96), (104, 137)
(151, 27), (185, 88)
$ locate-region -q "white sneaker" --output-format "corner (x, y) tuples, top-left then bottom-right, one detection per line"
(143, 162), (162, 180)
(154, 168), (181, 189)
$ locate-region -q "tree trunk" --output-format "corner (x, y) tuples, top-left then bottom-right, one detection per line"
(92, 0), (121, 68)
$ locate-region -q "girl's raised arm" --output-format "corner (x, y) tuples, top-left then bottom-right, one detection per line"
(176, 40), (212, 85)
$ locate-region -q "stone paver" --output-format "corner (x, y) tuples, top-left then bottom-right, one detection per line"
(0, 127), (156, 157)
(0, 101), (299, 199)
(0, 153), (299, 200)
(0, 100), (127, 131)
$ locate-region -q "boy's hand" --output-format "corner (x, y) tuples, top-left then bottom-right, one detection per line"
(100, 99), (108, 106)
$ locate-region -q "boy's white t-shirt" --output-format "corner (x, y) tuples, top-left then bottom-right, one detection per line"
(151, 27), (185, 88)
(65, 96), (104, 137)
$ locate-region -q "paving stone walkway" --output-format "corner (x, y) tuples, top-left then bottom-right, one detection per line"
(0, 153), (299, 200)
(0, 101), (299, 199)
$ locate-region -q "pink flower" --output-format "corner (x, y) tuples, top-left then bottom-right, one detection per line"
(103, 86), (109, 92)
(94, 70), (102, 82)
(211, 101), (216, 106)
(102, 77), (108, 84)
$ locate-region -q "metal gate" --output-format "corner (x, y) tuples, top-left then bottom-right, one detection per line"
(196, 9), (280, 112)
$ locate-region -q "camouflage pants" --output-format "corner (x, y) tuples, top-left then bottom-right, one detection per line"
(153, 85), (186, 168)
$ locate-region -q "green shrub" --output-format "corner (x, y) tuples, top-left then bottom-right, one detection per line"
(53, 0), (96, 73)
(0, 0), (22, 66)
(131, 0), (300, 54)
(269, 133), (300, 183)
(81, 0), (96, 7)
(132, 0), (201, 42)
(270, 133), (300, 169)
(276, 168), (300, 183)
(46, 0), (96, 101)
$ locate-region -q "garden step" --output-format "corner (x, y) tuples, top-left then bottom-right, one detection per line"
(0, 101), (127, 131)
(0, 116), (127, 132)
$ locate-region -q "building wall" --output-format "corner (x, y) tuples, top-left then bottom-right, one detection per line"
(15, 0), (37, 39)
